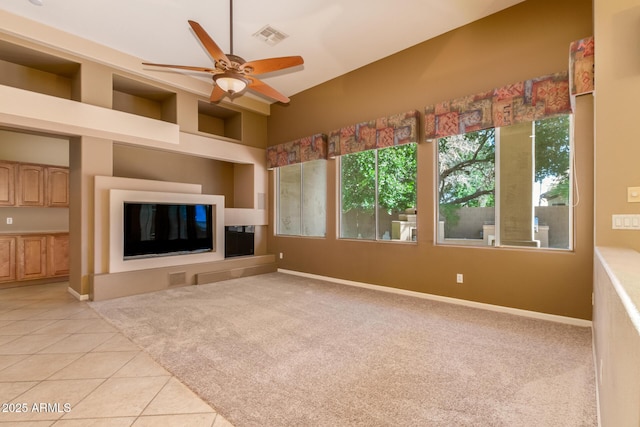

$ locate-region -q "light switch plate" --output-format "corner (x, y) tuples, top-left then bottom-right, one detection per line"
(612, 214), (640, 230)
(628, 187), (640, 203)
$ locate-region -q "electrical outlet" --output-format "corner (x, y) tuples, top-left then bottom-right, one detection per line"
(456, 273), (463, 284)
(279, 252), (283, 259)
(6, 217), (12, 225)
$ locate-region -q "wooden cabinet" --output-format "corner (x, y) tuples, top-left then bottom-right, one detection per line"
(0, 236), (16, 282)
(0, 162), (16, 206)
(17, 164), (45, 207)
(47, 234), (69, 276)
(0, 233), (68, 283)
(17, 235), (48, 280)
(46, 167), (70, 207)
(0, 162), (68, 207)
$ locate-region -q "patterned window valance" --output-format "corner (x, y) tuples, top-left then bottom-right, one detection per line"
(327, 110), (419, 158)
(424, 71), (571, 140)
(570, 36), (594, 96)
(267, 133), (327, 170)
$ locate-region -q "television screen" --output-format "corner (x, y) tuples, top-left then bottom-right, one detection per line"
(123, 202), (213, 259)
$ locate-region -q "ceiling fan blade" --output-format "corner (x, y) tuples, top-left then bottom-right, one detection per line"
(241, 56), (304, 75)
(248, 78), (290, 103)
(210, 85), (226, 102)
(142, 62), (216, 73)
(188, 20), (231, 65)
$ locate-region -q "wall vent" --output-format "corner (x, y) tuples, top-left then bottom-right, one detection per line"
(168, 271), (187, 286)
(252, 25), (288, 46)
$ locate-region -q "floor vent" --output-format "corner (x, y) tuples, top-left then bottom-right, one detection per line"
(168, 271), (186, 286)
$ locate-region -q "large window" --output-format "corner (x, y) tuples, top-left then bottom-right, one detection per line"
(340, 143), (417, 241)
(277, 161), (326, 237)
(437, 115), (572, 249)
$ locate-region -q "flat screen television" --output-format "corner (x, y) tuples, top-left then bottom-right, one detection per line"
(123, 202), (213, 259)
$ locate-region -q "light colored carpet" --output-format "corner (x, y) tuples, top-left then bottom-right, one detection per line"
(90, 272), (596, 426)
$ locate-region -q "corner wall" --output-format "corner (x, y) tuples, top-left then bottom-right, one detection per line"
(267, 0), (595, 319)
(593, 0), (640, 251)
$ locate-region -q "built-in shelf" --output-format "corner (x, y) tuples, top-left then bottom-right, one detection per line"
(112, 74), (177, 124)
(198, 101), (242, 141)
(0, 39), (80, 101)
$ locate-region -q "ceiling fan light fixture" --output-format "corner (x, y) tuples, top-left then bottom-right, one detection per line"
(213, 73), (248, 95)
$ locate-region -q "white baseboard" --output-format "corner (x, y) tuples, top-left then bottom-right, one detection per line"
(278, 269), (592, 328)
(67, 286), (89, 301)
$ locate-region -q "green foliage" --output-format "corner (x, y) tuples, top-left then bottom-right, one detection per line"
(341, 149), (376, 214)
(341, 144), (417, 214)
(534, 115), (571, 183)
(377, 144), (417, 213)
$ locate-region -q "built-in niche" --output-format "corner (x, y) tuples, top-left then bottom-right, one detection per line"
(0, 39), (81, 101)
(198, 101), (242, 141)
(112, 74), (177, 123)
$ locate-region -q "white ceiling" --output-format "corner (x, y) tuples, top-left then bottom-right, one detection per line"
(1, 0), (524, 101)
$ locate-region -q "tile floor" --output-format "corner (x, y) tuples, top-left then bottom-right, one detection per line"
(0, 281), (234, 426)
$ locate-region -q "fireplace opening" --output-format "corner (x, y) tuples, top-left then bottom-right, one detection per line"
(225, 225), (254, 258)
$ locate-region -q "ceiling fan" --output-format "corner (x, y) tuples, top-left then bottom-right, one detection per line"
(142, 0), (303, 104)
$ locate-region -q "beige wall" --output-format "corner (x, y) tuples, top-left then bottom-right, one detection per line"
(113, 144), (235, 204)
(592, 0), (640, 422)
(594, 0), (640, 251)
(267, 0), (594, 319)
(0, 129), (69, 233)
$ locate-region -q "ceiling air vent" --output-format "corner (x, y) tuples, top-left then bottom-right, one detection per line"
(252, 25), (288, 46)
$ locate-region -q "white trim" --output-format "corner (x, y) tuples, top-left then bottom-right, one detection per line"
(67, 286), (88, 301)
(278, 268), (592, 327)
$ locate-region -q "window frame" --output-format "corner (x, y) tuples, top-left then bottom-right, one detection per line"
(275, 161), (327, 238)
(435, 115), (574, 251)
(338, 143), (418, 243)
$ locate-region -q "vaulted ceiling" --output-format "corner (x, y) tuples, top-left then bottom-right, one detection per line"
(1, 0), (524, 102)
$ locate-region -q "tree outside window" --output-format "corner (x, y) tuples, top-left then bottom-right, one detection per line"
(340, 144), (417, 241)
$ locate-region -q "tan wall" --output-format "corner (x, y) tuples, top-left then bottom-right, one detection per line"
(0, 130), (69, 233)
(267, 0), (594, 319)
(0, 129), (69, 166)
(113, 144), (235, 204)
(593, 0), (640, 251)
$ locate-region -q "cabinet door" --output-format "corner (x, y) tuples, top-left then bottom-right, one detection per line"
(17, 235), (47, 280)
(46, 167), (69, 207)
(17, 164), (44, 206)
(48, 234), (69, 276)
(0, 236), (16, 282)
(0, 162), (15, 206)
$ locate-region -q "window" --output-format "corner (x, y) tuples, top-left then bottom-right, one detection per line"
(277, 161), (326, 237)
(340, 143), (417, 241)
(437, 115), (572, 249)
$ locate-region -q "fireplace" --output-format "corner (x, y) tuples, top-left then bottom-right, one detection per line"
(225, 225), (254, 258)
